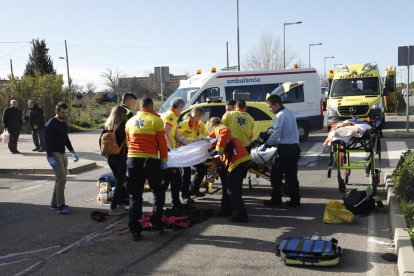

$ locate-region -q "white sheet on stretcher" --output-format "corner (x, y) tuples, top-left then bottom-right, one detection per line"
(250, 147), (277, 164)
(167, 140), (211, 168)
(327, 123), (372, 144)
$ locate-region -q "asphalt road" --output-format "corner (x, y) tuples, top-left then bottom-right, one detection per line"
(1, 133), (411, 275)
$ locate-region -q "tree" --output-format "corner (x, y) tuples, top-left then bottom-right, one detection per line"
(85, 82), (97, 93)
(24, 39), (56, 77)
(100, 68), (125, 95)
(243, 33), (297, 70)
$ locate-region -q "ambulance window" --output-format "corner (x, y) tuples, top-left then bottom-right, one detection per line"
(225, 85), (266, 101)
(194, 87), (220, 103)
(246, 107), (272, 121)
(281, 84), (305, 103)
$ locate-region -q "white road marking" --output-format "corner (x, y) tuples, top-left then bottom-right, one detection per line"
(0, 245), (61, 261)
(386, 141), (407, 168)
(20, 184), (44, 191)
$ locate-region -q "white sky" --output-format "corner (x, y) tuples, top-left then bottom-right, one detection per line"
(1, 0), (413, 90)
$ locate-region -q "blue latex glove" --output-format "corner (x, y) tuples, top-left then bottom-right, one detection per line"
(71, 152), (79, 162)
(258, 144), (268, 152)
(161, 162), (168, 170)
(47, 157), (57, 168)
(210, 138), (218, 144)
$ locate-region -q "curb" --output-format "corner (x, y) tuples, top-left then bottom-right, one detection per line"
(385, 172), (414, 276)
(0, 162), (97, 175)
(382, 131), (414, 139)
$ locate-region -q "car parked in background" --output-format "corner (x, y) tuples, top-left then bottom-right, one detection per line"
(180, 99), (311, 142)
(321, 86), (328, 110)
(402, 88), (412, 97)
(95, 91), (119, 103)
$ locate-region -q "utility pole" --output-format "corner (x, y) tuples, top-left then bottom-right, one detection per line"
(10, 59), (14, 79)
(226, 41), (229, 70)
(64, 40), (71, 89)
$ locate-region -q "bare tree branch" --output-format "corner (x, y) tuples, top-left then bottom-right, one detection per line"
(243, 33), (297, 70)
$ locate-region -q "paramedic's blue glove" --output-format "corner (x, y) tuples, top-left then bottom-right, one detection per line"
(209, 138), (218, 144)
(258, 144), (268, 152)
(71, 151), (79, 162)
(161, 162), (168, 170)
(47, 157), (57, 168)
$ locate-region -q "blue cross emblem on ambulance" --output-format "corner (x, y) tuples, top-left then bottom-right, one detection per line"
(237, 116), (246, 126)
(135, 119), (145, 128)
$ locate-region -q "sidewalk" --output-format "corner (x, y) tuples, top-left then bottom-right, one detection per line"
(0, 130), (104, 175)
(1, 113), (414, 175)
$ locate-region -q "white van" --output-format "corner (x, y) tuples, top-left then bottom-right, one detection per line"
(160, 68), (324, 134)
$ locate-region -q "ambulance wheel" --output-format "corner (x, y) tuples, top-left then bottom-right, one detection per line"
(297, 122), (309, 142)
(339, 179), (346, 193)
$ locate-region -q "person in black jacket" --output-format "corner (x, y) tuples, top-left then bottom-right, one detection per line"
(120, 92), (137, 119)
(2, 99), (23, 154)
(24, 100), (46, 152)
(100, 105), (128, 215)
(45, 102), (79, 214)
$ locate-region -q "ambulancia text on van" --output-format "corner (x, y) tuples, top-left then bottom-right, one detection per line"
(161, 67), (324, 137)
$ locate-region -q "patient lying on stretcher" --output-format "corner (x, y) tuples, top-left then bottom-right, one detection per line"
(323, 116), (372, 145)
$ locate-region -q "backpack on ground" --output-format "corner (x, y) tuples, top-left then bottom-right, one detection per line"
(343, 186), (384, 215)
(100, 130), (123, 155)
(276, 236), (342, 266)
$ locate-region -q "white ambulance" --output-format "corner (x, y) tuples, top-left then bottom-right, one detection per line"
(160, 67), (324, 137)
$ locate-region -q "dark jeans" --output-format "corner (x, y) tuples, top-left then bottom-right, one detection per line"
(182, 163), (207, 198)
(107, 155), (127, 209)
(162, 168), (182, 206)
(218, 161), (249, 218)
(270, 144), (301, 203)
(127, 157), (165, 234)
(8, 130), (20, 153)
(32, 128), (45, 149)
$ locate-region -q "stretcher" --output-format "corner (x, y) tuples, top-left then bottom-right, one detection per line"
(326, 117), (382, 194)
(200, 128), (286, 192)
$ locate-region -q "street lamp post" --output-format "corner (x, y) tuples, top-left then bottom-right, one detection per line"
(59, 40), (71, 90)
(324, 56), (335, 84)
(237, 0), (240, 71)
(308, 43), (322, 67)
(283, 21), (302, 69)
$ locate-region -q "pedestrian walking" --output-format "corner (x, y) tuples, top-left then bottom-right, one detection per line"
(24, 99), (46, 152)
(125, 97), (168, 241)
(45, 102), (80, 214)
(259, 94), (301, 208)
(2, 99), (23, 154)
(100, 105), (128, 215)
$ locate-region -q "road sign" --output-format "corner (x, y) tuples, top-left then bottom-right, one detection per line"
(154, 66), (170, 83)
(398, 46), (414, 66)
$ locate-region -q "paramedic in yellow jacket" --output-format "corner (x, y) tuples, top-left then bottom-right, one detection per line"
(161, 97), (188, 209)
(221, 99), (254, 149)
(207, 117), (251, 223)
(177, 107), (209, 203)
(125, 97), (168, 241)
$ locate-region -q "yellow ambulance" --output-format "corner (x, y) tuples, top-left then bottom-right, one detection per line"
(326, 63), (387, 129)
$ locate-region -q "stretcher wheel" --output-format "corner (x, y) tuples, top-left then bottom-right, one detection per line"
(338, 179), (346, 193)
(371, 169), (380, 195)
